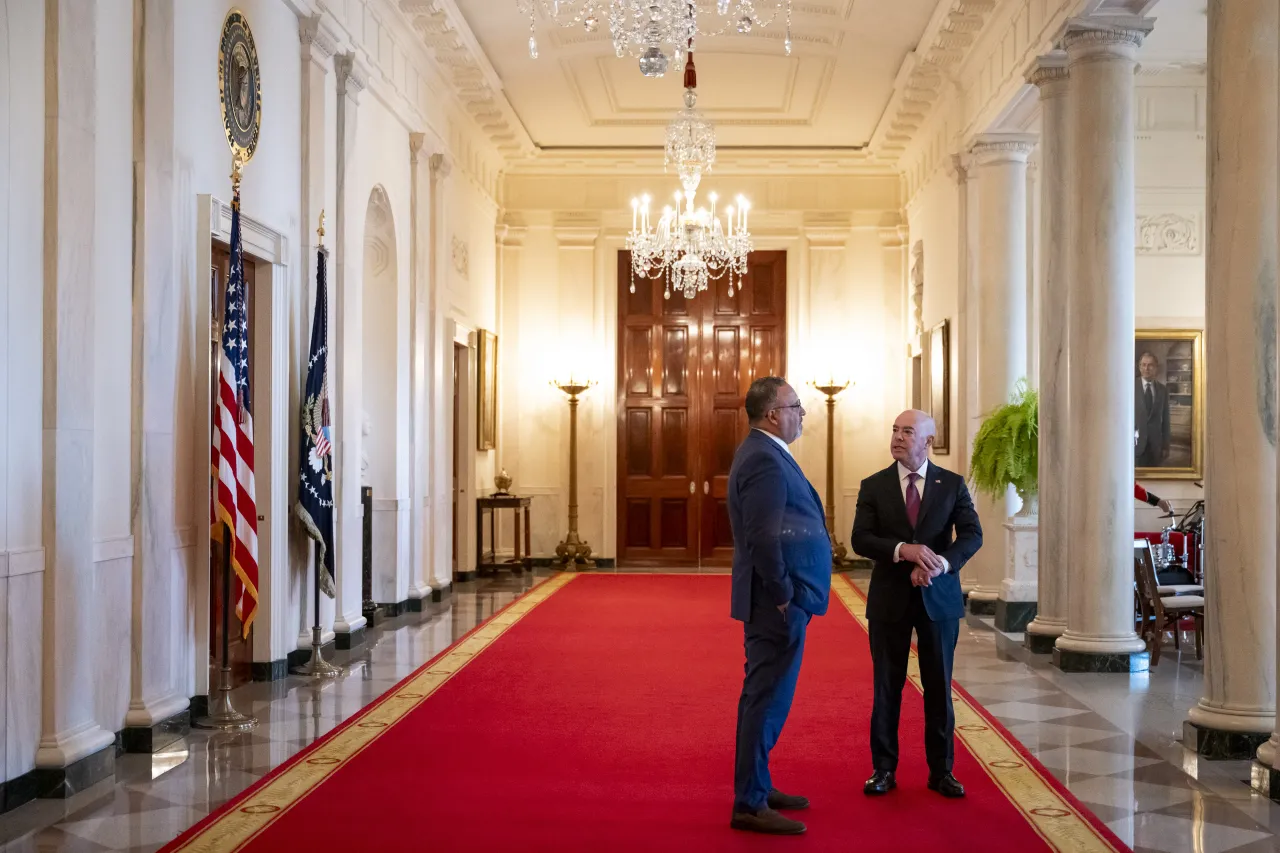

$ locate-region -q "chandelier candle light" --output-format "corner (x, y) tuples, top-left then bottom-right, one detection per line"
(627, 50), (753, 299)
(518, 0), (795, 76)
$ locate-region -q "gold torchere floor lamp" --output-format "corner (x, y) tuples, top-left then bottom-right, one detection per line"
(810, 379), (854, 568)
(552, 377), (596, 570)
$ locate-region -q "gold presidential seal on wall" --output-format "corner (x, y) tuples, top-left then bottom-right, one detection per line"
(218, 9), (262, 165)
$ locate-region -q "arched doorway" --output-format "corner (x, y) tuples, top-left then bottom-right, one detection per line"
(361, 186), (407, 611)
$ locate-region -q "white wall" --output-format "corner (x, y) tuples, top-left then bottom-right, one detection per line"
(498, 173), (905, 561)
(0, 0), (505, 786)
(2, 0), (47, 785)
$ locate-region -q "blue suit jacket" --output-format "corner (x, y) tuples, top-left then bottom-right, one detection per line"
(728, 429), (833, 621)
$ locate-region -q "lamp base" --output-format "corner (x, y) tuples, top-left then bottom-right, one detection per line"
(556, 533), (595, 572)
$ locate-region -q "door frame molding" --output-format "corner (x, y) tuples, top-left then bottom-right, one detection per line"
(607, 231), (803, 566)
(194, 194), (290, 694)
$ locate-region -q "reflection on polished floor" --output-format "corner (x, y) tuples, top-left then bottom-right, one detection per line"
(0, 570), (1277, 853)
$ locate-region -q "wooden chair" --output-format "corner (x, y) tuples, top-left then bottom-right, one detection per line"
(1133, 539), (1203, 666)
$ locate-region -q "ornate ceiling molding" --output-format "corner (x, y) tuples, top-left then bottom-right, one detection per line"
(866, 0), (1001, 164)
(398, 0), (535, 158)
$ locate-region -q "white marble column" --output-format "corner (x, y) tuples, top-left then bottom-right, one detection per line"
(332, 52), (370, 644)
(407, 132), (433, 604)
(1024, 53), (1071, 654)
(295, 13), (339, 650)
(36, 0), (116, 778)
(965, 134), (1034, 620)
(427, 153), (455, 592)
(1180, 0), (1278, 759)
(1053, 16), (1153, 672)
(124, 0), (190, 739)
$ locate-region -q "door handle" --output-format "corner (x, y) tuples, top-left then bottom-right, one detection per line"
(689, 481), (695, 494)
(704, 481), (709, 494)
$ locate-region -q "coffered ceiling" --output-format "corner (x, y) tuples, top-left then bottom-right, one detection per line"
(451, 0), (942, 151)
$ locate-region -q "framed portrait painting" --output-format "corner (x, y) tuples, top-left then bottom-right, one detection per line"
(928, 319), (950, 455)
(1134, 330), (1203, 479)
(476, 329), (497, 451)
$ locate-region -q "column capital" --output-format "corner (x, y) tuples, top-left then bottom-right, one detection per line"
(496, 223), (527, 248)
(409, 132), (428, 164)
(1025, 51), (1069, 92)
(1058, 16), (1154, 59)
(298, 13), (341, 62)
(945, 152), (972, 184)
(430, 152), (453, 180)
(970, 133), (1038, 166)
(334, 52), (370, 99)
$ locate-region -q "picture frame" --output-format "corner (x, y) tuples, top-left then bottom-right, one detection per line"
(477, 329), (497, 451)
(1134, 329), (1203, 480)
(928, 319), (950, 455)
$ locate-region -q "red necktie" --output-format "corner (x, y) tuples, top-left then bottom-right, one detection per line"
(906, 473), (921, 528)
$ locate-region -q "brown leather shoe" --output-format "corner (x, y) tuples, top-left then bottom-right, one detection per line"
(767, 788), (810, 810)
(729, 807), (807, 835)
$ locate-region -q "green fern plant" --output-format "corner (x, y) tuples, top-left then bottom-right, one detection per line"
(969, 379), (1039, 501)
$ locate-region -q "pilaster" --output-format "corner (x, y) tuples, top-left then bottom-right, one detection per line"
(332, 50), (369, 647)
(36, 0), (115, 788)
(428, 152), (455, 593)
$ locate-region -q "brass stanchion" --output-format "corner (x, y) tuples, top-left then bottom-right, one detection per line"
(194, 521), (258, 731)
(810, 380), (853, 568)
(552, 377), (596, 569)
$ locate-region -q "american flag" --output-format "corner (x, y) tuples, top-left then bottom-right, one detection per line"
(211, 188), (260, 638)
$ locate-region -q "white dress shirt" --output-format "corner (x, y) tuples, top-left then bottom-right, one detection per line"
(753, 428), (791, 455)
(892, 459), (951, 572)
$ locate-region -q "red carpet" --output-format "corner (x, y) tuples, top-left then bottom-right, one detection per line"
(165, 574), (1129, 852)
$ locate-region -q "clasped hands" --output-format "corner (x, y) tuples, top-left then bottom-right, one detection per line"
(901, 543), (945, 588)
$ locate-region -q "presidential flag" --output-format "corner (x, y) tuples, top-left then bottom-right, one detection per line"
(211, 186), (260, 638)
(294, 243), (336, 598)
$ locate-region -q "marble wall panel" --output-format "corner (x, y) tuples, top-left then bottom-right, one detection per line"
(6, 569), (41, 781)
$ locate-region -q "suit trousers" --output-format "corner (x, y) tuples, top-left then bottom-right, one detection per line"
(733, 602), (809, 812)
(868, 589), (959, 778)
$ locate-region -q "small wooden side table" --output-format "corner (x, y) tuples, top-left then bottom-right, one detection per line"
(476, 495), (533, 576)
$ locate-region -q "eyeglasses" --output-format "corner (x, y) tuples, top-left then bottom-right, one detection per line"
(772, 402), (805, 414)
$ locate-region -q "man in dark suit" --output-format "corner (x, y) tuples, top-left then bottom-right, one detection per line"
(1135, 351), (1171, 467)
(728, 377), (832, 836)
(851, 409), (982, 799)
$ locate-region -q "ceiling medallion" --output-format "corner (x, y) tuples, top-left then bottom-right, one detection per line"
(627, 51), (753, 300)
(517, 0), (794, 77)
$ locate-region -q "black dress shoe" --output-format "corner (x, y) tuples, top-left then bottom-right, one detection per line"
(767, 788), (810, 810)
(729, 807), (807, 835)
(863, 770), (896, 795)
(928, 773), (965, 798)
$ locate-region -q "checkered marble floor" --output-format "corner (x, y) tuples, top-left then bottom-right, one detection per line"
(936, 590), (1280, 853)
(2, 570), (1278, 853)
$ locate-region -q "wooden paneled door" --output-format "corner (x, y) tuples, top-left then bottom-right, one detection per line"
(616, 251), (787, 568)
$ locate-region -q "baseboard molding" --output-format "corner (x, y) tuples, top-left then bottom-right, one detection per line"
(335, 626), (366, 651)
(251, 659), (289, 682)
(117, 709), (191, 754)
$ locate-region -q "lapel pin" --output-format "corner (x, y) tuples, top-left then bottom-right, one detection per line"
(934, 479), (941, 484)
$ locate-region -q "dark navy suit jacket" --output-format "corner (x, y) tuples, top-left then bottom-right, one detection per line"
(851, 460), (983, 622)
(728, 429), (832, 621)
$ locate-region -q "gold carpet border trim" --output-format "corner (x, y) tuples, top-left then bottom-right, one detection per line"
(172, 572), (578, 853)
(833, 576), (1122, 853)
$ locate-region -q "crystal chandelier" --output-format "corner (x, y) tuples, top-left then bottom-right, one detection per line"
(627, 51), (753, 299)
(517, 1), (795, 77)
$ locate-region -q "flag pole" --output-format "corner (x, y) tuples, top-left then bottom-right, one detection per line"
(194, 523), (259, 730)
(293, 210), (343, 678)
(195, 157), (259, 731)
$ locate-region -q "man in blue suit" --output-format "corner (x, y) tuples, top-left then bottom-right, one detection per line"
(728, 377), (832, 836)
